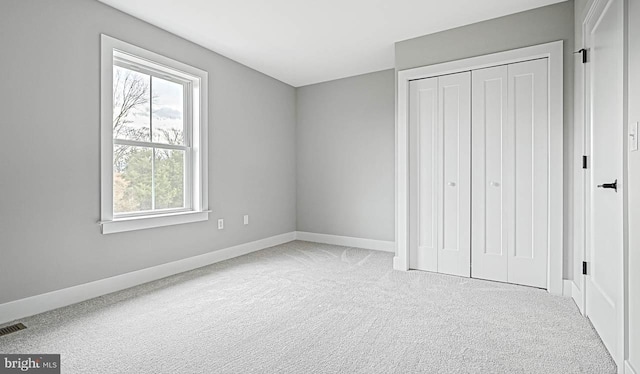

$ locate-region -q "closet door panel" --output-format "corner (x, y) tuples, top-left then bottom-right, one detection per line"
(437, 72), (471, 277)
(409, 78), (438, 271)
(471, 66), (510, 283)
(508, 58), (549, 288)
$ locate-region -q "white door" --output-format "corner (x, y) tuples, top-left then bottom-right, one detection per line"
(471, 65), (510, 283)
(507, 59), (549, 289)
(409, 77), (438, 272)
(471, 59), (549, 288)
(409, 72), (471, 277)
(585, 0), (624, 364)
(437, 72), (471, 277)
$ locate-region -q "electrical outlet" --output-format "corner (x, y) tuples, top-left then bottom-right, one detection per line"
(630, 122), (639, 152)
(243, 215), (249, 225)
(217, 219), (224, 230)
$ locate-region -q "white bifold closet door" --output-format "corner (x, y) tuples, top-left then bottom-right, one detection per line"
(409, 72), (471, 277)
(471, 59), (549, 288)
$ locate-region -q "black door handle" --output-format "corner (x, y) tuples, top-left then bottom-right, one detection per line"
(597, 179), (617, 192)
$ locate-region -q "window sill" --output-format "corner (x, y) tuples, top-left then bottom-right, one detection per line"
(100, 210), (210, 234)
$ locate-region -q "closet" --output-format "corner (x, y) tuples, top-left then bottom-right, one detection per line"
(408, 58), (549, 289)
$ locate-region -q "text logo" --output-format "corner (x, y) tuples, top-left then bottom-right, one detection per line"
(0, 355), (60, 374)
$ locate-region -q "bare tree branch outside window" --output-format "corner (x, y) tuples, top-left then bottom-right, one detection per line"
(112, 68), (185, 213)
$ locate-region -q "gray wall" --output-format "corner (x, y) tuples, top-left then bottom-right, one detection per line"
(0, 0), (579, 306)
(395, 1), (575, 278)
(0, 0), (296, 304)
(296, 70), (395, 241)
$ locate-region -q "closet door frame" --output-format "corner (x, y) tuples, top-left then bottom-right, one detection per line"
(394, 40), (564, 295)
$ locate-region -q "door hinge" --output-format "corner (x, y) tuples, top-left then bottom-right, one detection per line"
(582, 155), (588, 169)
(575, 48), (588, 64)
(582, 261), (588, 275)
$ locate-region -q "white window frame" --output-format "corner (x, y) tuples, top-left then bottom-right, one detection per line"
(100, 35), (209, 234)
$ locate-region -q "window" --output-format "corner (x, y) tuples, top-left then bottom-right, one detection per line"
(100, 35), (208, 234)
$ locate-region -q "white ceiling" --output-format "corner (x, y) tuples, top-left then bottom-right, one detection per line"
(98, 0), (566, 87)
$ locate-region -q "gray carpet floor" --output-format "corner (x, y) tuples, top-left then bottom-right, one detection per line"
(0, 241), (616, 373)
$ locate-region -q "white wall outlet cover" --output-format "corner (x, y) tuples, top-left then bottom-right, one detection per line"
(217, 219), (224, 230)
(630, 122), (639, 152)
(244, 215), (249, 225)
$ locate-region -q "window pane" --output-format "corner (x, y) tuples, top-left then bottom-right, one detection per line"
(152, 76), (184, 145)
(154, 148), (185, 210)
(114, 145), (153, 214)
(113, 65), (151, 142)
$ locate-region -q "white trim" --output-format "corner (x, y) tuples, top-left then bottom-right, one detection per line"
(573, 7), (588, 318)
(0, 232), (296, 326)
(100, 34), (209, 234)
(564, 279), (586, 315)
(563, 279), (574, 298)
(295, 231), (396, 253)
(572, 280), (586, 314)
(395, 41), (564, 295)
(626, 361), (638, 374)
(392, 256), (403, 270)
(101, 210), (209, 234)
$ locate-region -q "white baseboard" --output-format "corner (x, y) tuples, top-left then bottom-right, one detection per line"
(295, 231), (396, 253)
(0, 231), (296, 326)
(562, 279), (573, 297)
(393, 256), (402, 270)
(562, 279), (587, 315)
(570, 280), (585, 315)
(626, 360), (638, 374)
